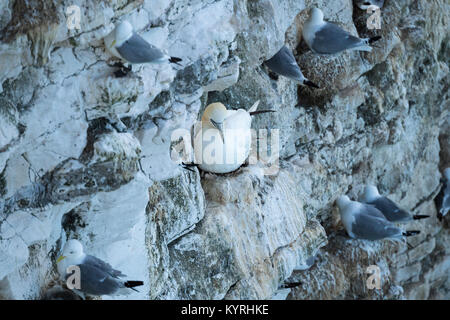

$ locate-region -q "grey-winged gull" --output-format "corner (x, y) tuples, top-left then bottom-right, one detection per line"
(361, 185), (429, 223)
(435, 168), (450, 220)
(337, 195), (420, 241)
(355, 0), (385, 10)
(56, 239), (143, 297)
(264, 45), (319, 88)
(105, 20), (182, 74)
(302, 8), (381, 54)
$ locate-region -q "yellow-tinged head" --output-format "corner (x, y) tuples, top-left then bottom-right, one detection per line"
(201, 103), (229, 143)
(201, 102), (228, 123)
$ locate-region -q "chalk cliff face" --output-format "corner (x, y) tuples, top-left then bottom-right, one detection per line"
(0, 0), (448, 300)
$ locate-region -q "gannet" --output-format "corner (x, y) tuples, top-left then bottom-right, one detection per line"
(193, 101), (273, 174)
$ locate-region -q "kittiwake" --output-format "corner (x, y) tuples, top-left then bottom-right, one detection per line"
(105, 20), (182, 68)
(264, 45), (319, 88)
(360, 185), (429, 223)
(56, 239), (143, 298)
(337, 195), (421, 241)
(302, 8), (381, 54)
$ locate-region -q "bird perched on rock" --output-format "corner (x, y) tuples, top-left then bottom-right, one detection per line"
(355, 0), (385, 10)
(337, 195), (421, 241)
(360, 185), (429, 223)
(193, 100), (274, 174)
(264, 45), (319, 88)
(104, 20), (182, 76)
(302, 8), (381, 54)
(56, 239), (143, 298)
(435, 168), (450, 221)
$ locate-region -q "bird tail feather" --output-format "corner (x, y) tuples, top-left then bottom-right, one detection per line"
(169, 56), (183, 66)
(249, 110), (276, 116)
(368, 35), (382, 44)
(303, 79), (319, 88)
(403, 230), (420, 237)
(357, 36), (381, 52)
(248, 100), (260, 113)
(124, 280), (144, 292)
(412, 214), (430, 220)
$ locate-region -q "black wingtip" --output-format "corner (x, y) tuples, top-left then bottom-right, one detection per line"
(403, 230), (420, 237)
(369, 36), (382, 44)
(124, 280), (144, 289)
(181, 162), (197, 173)
(281, 281), (303, 289)
(303, 80), (319, 89)
(249, 110), (276, 116)
(169, 56), (183, 66)
(412, 215), (430, 220)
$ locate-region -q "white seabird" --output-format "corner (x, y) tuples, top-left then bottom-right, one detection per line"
(193, 101), (273, 174)
(361, 185), (429, 223)
(264, 45), (319, 88)
(302, 8), (381, 54)
(435, 168), (450, 220)
(355, 0), (385, 10)
(56, 239), (143, 297)
(336, 195), (420, 241)
(104, 20), (182, 66)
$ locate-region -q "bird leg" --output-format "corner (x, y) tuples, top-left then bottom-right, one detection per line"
(268, 71), (279, 81)
(113, 62), (132, 78)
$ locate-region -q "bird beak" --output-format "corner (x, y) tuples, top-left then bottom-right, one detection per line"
(210, 119), (225, 143)
(56, 255), (66, 263)
(110, 40), (116, 48)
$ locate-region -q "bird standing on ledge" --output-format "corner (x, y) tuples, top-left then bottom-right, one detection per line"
(193, 101), (274, 174)
(302, 8), (382, 54)
(56, 239), (144, 298)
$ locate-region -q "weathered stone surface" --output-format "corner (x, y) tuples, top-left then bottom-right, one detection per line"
(0, 0), (448, 300)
